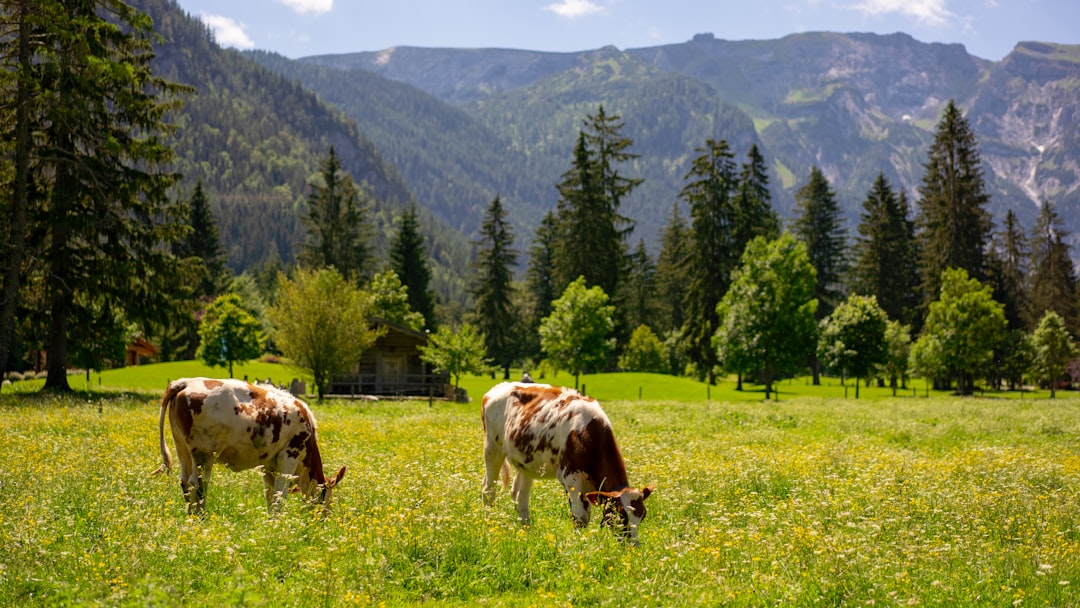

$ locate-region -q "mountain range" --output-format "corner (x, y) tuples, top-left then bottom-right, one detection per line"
(286, 32), (1080, 254)
(145, 0), (1080, 291)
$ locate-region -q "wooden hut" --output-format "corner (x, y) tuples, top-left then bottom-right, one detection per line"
(329, 318), (449, 398)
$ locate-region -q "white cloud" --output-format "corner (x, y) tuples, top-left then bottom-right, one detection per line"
(278, 0), (333, 15)
(847, 0), (954, 26)
(544, 0), (604, 19)
(201, 14), (255, 49)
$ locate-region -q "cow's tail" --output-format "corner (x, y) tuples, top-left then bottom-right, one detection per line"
(151, 380), (183, 476)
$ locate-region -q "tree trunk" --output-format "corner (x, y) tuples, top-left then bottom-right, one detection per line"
(0, 4), (34, 376)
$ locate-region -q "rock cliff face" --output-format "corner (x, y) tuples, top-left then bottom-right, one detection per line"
(299, 33), (1080, 247)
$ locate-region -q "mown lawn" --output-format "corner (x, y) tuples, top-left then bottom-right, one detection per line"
(1, 386), (1078, 606)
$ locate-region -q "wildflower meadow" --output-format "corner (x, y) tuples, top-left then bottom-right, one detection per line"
(1, 382), (1079, 606)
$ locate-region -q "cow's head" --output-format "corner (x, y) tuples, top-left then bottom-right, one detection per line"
(586, 484), (656, 545)
(296, 465), (347, 509)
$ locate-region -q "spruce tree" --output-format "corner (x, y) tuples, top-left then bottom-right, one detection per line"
(299, 146), (373, 283)
(733, 144), (780, 256)
(851, 173), (919, 325)
(553, 107), (640, 296)
(525, 211), (559, 360)
(390, 204), (436, 329)
(988, 209), (1028, 331)
(680, 139), (738, 384)
(1028, 201), (1077, 331)
(655, 202), (689, 333)
(470, 196), (519, 379)
(916, 100), (993, 310)
(793, 166), (848, 320)
(623, 239), (658, 334)
(32, 0), (192, 390)
(174, 181), (228, 299)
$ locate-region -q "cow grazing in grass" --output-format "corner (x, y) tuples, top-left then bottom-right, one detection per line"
(481, 382), (655, 544)
(153, 377), (345, 514)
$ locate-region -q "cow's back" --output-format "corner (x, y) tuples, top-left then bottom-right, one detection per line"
(175, 377), (314, 472)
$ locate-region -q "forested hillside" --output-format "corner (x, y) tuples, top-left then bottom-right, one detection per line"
(299, 33), (1080, 253)
(129, 0), (469, 305)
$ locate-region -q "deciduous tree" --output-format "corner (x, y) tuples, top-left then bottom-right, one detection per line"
(714, 233), (818, 400)
(270, 267), (382, 400)
(418, 323), (490, 395)
(196, 294), (266, 379)
(539, 277), (615, 390)
(817, 295), (889, 398)
(1031, 311), (1077, 398)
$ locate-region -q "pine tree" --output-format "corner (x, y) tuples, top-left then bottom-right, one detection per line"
(654, 202), (689, 333)
(32, 0), (192, 391)
(733, 144), (780, 256)
(793, 165), (848, 320)
(524, 211), (559, 360)
(390, 204), (436, 329)
(299, 146), (373, 283)
(470, 196), (519, 379)
(916, 100), (993, 310)
(851, 173), (919, 325)
(174, 181), (228, 299)
(0, 0), (39, 375)
(1028, 201), (1077, 331)
(623, 239), (658, 334)
(553, 107), (640, 297)
(988, 209), (1028, 331)
(680, 139), (738, 384)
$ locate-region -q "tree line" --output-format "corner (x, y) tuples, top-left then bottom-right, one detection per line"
(2, 2), (1076, 398)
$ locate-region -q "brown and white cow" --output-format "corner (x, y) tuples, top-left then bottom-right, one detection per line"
(153, 377), (345, 514)
(481, 382), (655, 543)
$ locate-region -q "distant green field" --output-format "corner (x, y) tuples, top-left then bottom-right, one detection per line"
(5, 360), (1056, 403)
(2, 389), (1078, 605)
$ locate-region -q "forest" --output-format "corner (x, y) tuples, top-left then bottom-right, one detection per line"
(1, 0), (1078, 399)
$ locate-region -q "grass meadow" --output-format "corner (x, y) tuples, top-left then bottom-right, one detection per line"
(2, 371), (1080, 606)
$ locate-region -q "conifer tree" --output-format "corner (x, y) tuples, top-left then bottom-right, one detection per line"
(680, 139), (738, 384)
(916, 100), (993, 310)
(733, 144), (780, 255)
(390, 204), (436, 328)
(299, 146), (373, 283)
(1027, 201), (1077, 331)
(174, 181), (228, 299)
(623, 239), (658, 334)
(793, 165), (848, 320)
(851, 173), (918, 325)
(654, 202), (689, 333)
(30, 0), (192, 390)
(525, 211), (559, 360)
(792, 166), (847, 384)
(988, 209), (1028, 331)
(470, 196), (519, 379)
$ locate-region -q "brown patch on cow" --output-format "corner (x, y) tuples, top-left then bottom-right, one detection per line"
(512, 386), (566, 425)
(561, 417), (629, 492)
(302, 433), (327, 484)
(203, 379), (224, 390)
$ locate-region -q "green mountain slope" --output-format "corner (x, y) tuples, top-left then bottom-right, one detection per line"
(131, 0), (470, 305)
(298, 33), (1080, 250)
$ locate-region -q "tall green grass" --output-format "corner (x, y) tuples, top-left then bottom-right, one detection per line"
(2, 389), (1078, 606)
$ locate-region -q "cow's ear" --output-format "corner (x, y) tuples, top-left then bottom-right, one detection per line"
(330, 465), (346, 487)
(641, 485), (656, 500)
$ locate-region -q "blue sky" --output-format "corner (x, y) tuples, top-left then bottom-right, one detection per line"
(172, 0), (1076, 61)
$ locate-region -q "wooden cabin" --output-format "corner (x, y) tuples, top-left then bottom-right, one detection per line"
(125, 337), (158, 366)
(329, 318), (449, 398)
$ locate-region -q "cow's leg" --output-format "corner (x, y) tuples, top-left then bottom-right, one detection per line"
(512, 474), (533, 526)
(268, 455), (299, 512)
(560, 471), (592, 528)
(482, 441), (504, 506)
(187, 450), (215, 515)
(262, 469), (279, 511)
